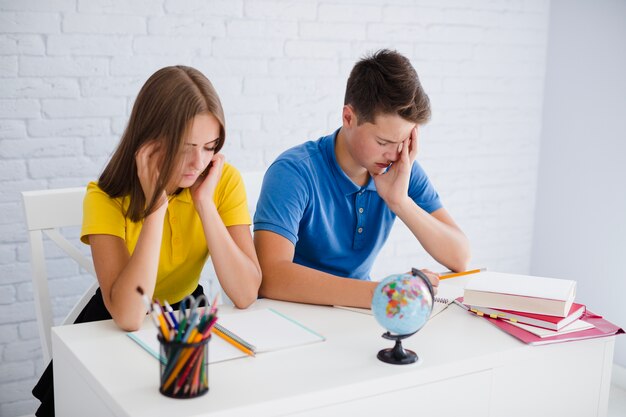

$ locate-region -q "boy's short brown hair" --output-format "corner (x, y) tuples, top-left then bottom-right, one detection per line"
(344, 49), (431, 125)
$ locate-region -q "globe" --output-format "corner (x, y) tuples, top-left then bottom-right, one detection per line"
(372, 272), (434, 336)
(371, 271), (434, 364)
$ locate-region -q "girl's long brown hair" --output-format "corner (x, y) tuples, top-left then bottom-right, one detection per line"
(98, 65), (225, 222)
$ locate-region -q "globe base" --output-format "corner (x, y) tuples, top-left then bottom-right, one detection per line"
(377, 335), (419, 365)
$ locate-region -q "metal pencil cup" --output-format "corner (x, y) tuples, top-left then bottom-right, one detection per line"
(158, 335), (209, 398)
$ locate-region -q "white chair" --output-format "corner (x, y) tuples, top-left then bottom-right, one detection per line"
(240, 170), (265, 217)
(21, 188), (98, 365)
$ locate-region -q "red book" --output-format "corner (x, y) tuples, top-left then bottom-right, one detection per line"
(465, 301), (586, 331)
(483, 310), (624, 346)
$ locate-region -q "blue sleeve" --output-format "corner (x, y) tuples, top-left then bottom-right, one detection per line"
(253, 160), (308, 245)
(408, 161), (442, 213)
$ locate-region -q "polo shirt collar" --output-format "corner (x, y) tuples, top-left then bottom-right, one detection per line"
(323, 128), (377, 196)
(171, 187), (193, 204)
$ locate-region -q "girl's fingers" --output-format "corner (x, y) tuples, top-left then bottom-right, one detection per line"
(207, 153), (225, 177)
(213, 153), (225, 168)
(136, 141), (157, 167)
(135, 141), (164, 203)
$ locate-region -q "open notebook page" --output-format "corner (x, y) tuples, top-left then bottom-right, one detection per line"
(128, 308), (325, 364)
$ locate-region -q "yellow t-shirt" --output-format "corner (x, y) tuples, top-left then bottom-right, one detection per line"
(80, 163), (251, 304)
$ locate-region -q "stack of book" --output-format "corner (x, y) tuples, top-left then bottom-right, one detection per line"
(459, 272), (623, 345)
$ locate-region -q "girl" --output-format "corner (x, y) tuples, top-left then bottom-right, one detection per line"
(33, 65), (262, 415)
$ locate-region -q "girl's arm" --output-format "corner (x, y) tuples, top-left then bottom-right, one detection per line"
(88, 141), (168, 331)
(192, 154), (262, 308)
(88, 204), (166, 331)
(201, 215), (262, 308)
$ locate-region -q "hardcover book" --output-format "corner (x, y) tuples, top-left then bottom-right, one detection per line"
(463, 272), (576, 317)
(464, 302), (586, 331)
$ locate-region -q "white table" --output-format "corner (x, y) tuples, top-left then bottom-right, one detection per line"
(53, 297), (615, 417)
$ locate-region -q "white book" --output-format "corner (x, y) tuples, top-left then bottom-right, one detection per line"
(507, 319), (594, 338)
(128, 308), (325, 364)
(463, 272), (576, 317)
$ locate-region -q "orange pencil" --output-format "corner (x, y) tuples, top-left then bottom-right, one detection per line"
(439, 268), (486, 280)
(213, 327), (255, 357)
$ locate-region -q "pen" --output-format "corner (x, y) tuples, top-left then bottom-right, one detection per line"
(136, 286), (153, 313)
(209, 292), (219, 316)
(164, 301), (179, 329)
(213, 327), (255, 357)
(156, 299), (175, 330)
(439, 268), (486, 280)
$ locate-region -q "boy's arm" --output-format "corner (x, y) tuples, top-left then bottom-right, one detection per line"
(255, 230), (377, 308)
(375, 127), (470, 272)
(393, 202), (470, 273)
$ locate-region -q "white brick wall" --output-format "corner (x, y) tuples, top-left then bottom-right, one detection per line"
(0, 1), (550, 415)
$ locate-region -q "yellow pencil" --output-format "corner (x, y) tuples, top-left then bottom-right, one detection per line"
(155, 311), (170, 340)
(213, 327), (255, 357)
(439, 268), (486, 280)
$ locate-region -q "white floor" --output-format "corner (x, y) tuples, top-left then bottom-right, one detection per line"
(609, 384), (626, 417)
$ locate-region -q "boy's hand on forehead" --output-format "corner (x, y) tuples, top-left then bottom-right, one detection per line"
(372, 126), (419, 211)
(408, 126), (419, 162)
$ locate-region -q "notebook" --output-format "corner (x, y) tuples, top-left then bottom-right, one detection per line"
(334, 281), (464, 320)
(128, 308), (325, 364)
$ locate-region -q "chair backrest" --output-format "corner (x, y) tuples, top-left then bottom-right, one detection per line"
(21, 188), (98, 364)
(240, 170), (266, 218)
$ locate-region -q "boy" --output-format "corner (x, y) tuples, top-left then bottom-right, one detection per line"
(254, 50), (470, 308)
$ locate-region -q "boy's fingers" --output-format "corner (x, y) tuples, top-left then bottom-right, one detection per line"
(409, 127), (419, 159)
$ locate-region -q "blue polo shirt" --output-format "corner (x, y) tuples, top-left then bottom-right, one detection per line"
(253, 129), (442, 280)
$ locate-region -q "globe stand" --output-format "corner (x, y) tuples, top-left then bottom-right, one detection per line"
(377, 331), (418, 365)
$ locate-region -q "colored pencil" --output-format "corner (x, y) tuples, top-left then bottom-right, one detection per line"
(213, 327), (255, 357)
(439, 268), (486, 280)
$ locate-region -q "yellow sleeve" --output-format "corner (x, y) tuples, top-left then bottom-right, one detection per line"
(80, 182), (127, 245)
(213, 163), (252, 227)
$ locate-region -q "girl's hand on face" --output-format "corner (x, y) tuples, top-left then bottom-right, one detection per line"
(191, 153), (225, 209)
(135, 141), (167, 210)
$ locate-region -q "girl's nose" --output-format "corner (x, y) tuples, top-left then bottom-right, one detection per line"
(189, 148), (204, 170)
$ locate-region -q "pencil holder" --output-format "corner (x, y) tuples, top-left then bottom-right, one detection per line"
(158, 335), (209, 398)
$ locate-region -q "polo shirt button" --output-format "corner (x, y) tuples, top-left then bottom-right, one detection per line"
(173, 237), (181, 245)
(358, 207), (364, 214)
(171, 217), (177, 224)
(358, 227), (363, 233)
